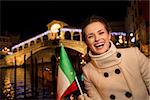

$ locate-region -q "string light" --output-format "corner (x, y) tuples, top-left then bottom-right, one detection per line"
(11, 28), (82, 51)
(130, 32), (134, 37)
(11, 26), (128, 52)
(11, 30), (52, 50)
(131, 37), (135, 43)
(111, 32), (126, 36)
(61, 28), (82, 32)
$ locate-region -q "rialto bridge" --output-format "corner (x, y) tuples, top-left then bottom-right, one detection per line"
(1, 20), (87, 66)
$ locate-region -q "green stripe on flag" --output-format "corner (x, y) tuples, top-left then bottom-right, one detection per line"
(60, 44), (76, 84)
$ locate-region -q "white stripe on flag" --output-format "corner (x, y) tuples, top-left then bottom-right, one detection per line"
(57, 66), (70, 99)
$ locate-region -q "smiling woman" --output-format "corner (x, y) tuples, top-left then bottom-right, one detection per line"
(78, 15), (150, 100)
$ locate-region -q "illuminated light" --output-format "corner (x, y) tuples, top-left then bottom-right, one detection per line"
(45, 67), (50, 71)
(11, 30), (52, 50)
(120, 32), (126, 36)
(4, 47), (7, 50)
(125, 41), (127, 44)
(111, 32), (117, 36)
(119, 35), (122, 39)
(61, 28), (82, 33)
(60, 28), (70, 32)
(130, 33), (134, 37)
(51, 23), (61, 33)
(56, 36), (60, 39)
(116, 42), (120, 45)
(131, 37), (135, 42)
(7, 52), (13, 55)
(7, 49), (10, 52)
(50, 92), (54, 95)
(81, 55), (84, 57)
(51, 30), (59, 33)
(119, 39), (123, 44)
(11, 28), (81, 51)
(122, 33), (126, 36)
(111, 32), (126, 36)
(80, 59), (85, 64)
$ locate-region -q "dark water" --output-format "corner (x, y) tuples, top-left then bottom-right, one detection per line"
(0, 66), (54, 100)
(0, 67), (31, 99)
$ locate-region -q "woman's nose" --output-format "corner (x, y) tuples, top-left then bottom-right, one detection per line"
(95, 34), (100, 41)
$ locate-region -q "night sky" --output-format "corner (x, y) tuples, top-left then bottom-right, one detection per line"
(1, 1), (129, 40)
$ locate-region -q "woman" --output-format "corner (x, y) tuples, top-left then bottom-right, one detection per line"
(78, 16), (150, 100)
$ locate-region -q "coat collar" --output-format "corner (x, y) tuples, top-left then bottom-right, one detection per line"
(89, 41), (122, 68)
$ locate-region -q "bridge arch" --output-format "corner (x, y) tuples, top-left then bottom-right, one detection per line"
(7, 19), (87, 66)
(5, 39), (87, 66)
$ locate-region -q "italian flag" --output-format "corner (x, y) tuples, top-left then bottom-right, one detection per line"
(56, 44), (78, 100)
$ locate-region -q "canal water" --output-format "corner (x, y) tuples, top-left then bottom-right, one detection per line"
(0, 66), (54, 100)
(0, 66), (30, 99)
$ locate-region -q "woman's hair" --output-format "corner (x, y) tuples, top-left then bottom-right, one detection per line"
(81, 15), (112, 41)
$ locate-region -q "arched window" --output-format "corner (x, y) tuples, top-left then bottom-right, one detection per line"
(65, 31), (71, 40)
(13, 48), (17, 53)
(19, 46), (23, 51)
(43, 35), (48, 41)
(36, 38), (41, 43)
(30, 41), (35, 46)
(73, 32), (80, 41)
(24, 43), (28, 48)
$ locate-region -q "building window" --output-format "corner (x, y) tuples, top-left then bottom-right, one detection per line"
(65, 31), (71, 40)
(30, 41), (35, 46)
(13, 48), (17, 53)
(36, 38), (41, 43)
(73, 32), (80, 41)
(24, 43), (28, 48)
(19, 46), (23, 51)
(43, 35), (48, 41)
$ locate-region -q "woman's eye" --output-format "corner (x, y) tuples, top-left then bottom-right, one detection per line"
(99, 32), (104, 35)
(87, 35), (93, 38)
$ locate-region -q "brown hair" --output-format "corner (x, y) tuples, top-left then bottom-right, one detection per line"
(81, 15), (112, 41)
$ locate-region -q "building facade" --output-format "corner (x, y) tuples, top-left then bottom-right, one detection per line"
(0, 33), (20, 59)
(125, 0), (149, 57)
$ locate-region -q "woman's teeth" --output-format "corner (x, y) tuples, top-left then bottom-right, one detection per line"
(95, 43), (104, 48)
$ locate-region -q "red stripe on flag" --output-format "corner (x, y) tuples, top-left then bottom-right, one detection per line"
(62, 81), (78, 98)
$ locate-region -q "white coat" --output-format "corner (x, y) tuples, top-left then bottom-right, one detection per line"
(82, 42), (150, 100)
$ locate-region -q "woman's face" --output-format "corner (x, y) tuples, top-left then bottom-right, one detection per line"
(84, 22), (111, 55)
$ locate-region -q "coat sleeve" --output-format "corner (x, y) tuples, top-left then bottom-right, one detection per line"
(135, 47), (150, 94)
(82, 66), (103, 100)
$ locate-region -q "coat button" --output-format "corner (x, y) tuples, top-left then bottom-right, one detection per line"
(116, 52), (121, 58)
(104, 72), (109, 77)
(110, 94), (115, 99)
(125, 91), (132, 98)
(115, 69), (120, 74)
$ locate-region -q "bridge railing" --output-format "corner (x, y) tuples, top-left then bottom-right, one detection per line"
(11, 28), (83, 53)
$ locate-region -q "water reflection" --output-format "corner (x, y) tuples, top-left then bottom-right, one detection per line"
(0, 66), (31, 99)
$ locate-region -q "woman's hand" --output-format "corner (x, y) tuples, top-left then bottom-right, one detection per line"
(78, 94), (84, 100)
(78, 93), (92, 100)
